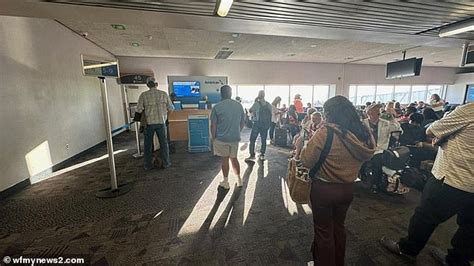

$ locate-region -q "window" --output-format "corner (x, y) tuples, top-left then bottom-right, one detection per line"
(394, 85), (411, 104)
(236, 85), (264, 109)
(356, 85), (376, 106)
(410, 85), (427, 103)
(264, 85), (290, 107)
(232, 84), (334, 108)
(349, 84), (446, 105)
(313, 85), (330, 107)
(376, 85), (394, 103)
(349, 85), (357, 104)
(229, 84), (237, 100)
(290, 85), (313, 107)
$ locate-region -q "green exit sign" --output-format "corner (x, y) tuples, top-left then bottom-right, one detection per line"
(111, 24), (126, 30)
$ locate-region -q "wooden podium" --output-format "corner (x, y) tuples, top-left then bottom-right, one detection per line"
(168, 109), (211, 141)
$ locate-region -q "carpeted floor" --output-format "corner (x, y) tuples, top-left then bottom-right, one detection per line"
(0, 129), (458, 265)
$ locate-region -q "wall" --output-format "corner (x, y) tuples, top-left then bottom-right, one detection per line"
(0, 16), (126, 192)
(445, 72), (474, 104)
(118, 56), (458, 97)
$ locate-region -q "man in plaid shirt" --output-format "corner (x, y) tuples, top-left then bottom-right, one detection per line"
(137, 78), (174, 170)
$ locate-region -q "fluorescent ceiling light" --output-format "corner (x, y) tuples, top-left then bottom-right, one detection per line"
(216, 0), (233, 17)
(439, 19), (474, 37)
(83, 62), (117, 70)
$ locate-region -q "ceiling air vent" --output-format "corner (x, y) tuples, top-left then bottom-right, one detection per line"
(215, 50), (233, 59)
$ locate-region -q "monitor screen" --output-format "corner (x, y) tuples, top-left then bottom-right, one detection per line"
(172, 81), (201, 97)
(465, 84), (474, 103)
(386, 57), (422, 79)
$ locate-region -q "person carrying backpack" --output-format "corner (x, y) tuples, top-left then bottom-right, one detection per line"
(246, 90), (273, 161)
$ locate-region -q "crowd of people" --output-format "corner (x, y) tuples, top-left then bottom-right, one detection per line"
(137, 80), (473, 266)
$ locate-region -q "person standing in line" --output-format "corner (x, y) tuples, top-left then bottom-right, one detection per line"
(211, 85), (246, 189)
(269, 96), (282, 144)
(301, 96), (375, 266)
(136, 77), (174, 170)
(380, 102), (474, 266)
(246, 90), (273, 162)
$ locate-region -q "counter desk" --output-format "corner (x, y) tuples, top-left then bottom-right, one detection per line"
(168, 109), (211, 141)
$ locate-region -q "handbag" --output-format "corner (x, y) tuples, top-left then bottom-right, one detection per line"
(287, 127), (334, 204)
(133, 112), (142, 122)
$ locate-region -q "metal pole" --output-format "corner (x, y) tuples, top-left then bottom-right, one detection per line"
(133, 121), (143, 158)
(99, 77), (118, 190)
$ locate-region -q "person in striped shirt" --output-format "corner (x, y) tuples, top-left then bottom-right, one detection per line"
(380, 102), (474, 266)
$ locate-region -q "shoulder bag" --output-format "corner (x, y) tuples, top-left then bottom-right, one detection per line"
(287, 127), (334, 204)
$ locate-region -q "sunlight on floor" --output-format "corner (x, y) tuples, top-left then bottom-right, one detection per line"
(281, 177), (299, 215)
(44, 149), (127, 180)
(178, 172), (226, 237)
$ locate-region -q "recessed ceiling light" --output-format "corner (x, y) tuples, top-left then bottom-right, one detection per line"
(231, 33), (240, 38)
(228, 40), (235, 44)
(111, 24), (126, 30)
(221, 47), (230, 51)
(310, 44), (317, 48)
(287, 53), (296, 57)
(131, 42), (140, 47)
(434, 60), (443, 63)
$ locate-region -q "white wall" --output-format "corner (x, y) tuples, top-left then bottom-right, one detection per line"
(117, 57), (457, 96)
(445, 72), (474, 104)
(0, 16), (126, 192)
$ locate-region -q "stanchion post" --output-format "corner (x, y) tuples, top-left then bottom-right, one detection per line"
(99, 77), (118, 190)
(133, 121), (143, 158)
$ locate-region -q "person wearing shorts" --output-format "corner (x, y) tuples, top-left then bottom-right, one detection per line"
(211, 85), (246, 189)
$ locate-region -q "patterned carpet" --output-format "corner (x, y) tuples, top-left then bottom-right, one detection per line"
(0, 129), (458, 265)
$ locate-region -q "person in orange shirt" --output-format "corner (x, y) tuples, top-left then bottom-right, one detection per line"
(294, 94), (304, 113)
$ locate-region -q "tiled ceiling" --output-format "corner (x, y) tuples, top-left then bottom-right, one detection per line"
(30, 1), (474, 66)
(59, 20), (463, 66)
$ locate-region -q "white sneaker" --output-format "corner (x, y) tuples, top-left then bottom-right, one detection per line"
(219, 180), (230, 190)
(258, 154), (265, 161)
(307, 261), (314, 266)
(236, 177), (243, 187)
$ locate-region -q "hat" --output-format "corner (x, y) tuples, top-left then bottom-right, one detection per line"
(367, 103), (383, 113)
(146, 77), (157, 88)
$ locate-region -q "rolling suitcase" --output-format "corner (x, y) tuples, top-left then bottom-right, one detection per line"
(274, 127), (288, 147)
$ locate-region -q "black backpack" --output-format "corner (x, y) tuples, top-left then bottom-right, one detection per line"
(257, 101), (272, 129)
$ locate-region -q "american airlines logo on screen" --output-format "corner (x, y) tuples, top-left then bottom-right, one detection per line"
(204, 80), (224, 85)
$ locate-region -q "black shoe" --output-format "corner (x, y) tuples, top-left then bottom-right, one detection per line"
(379, 237), (416, 261)
(429, 247), (448, 266)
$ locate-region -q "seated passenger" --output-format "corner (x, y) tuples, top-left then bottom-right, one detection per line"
(398, 106), (417, 123)
(422, 107), (439, 128)
(301, 107), (317, 132)
(399, 113), (426, 146)
(294, 112), (323, 160)
(286, 104), (299, 138)
(383, 101), (398, 120)
(363, 103), (402, 192)
(429, 93), (445, 119)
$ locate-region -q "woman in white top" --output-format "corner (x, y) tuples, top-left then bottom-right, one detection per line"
(430, 94), (445, 118)
(269, 96), (282, 143)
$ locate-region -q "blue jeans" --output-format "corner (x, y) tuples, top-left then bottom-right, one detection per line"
(144, 124), (170, 168)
